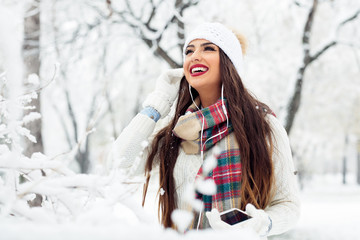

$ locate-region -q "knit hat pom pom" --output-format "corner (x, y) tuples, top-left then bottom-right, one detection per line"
(232, 30), (248, 56)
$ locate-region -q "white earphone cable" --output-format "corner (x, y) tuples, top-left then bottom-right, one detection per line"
(189, 84), (229, 230)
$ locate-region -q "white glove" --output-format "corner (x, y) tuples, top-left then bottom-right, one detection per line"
(142, 68), (184, 118)
(206, 204), (272, 237)
(242, 203), (272, 237)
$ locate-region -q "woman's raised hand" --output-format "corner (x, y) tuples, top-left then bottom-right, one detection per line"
(143, 68), (184, 118)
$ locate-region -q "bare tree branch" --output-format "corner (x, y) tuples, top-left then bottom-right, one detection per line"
(145, 0), (157, 31)
(338, 9), (360, 29)
(142, 38), (181, 68)
(64, 89), (78, 142)
(309, 41), (337, 64)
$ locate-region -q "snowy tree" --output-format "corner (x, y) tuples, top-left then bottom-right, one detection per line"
(22, 0), (43, 159)
(38, 0), (204, 173)
(40, 0), (121, 173)
(284, 0), (360, 134)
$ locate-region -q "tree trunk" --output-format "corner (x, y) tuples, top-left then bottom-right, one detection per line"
(23, 0), (44, 157)
(342, 135), (348, 184)
(76, 138), (90, 173)
(342, 156), (347, 184)
(284, 0), (318, 134)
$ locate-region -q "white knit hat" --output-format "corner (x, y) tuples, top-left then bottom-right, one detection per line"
(183, 22), (244, 79)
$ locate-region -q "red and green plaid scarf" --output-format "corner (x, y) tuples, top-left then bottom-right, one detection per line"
(173, 98), (241, 229)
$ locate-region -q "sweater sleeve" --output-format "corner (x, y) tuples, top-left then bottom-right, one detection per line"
(107, 113), (157, 176)
(265, 115), (301, 236)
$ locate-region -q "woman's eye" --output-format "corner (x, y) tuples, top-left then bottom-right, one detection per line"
(205, 46), (215, 51)
(185, 49), (193, 55)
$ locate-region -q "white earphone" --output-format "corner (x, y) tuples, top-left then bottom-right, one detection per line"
(189, 83), (229, 231)
(188, 84), (229, 160)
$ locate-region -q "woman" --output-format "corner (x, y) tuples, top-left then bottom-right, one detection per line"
(111, 22), (300, 238)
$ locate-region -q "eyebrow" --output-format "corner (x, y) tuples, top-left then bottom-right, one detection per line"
(186, 42), (216, 49)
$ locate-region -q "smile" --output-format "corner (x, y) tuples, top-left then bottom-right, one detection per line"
(190, 64), (209, 77)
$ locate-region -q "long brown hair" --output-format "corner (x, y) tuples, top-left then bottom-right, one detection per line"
(142, 49), (274, 228)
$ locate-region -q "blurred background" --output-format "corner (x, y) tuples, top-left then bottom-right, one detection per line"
(1, 0), (360, 239)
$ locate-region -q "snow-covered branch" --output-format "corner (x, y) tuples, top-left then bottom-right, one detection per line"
(0, 152), (73, 176)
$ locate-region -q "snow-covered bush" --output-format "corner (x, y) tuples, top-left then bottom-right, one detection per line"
(0, 71), (153, 227)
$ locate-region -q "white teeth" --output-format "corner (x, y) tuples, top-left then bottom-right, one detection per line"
(191, 67), (208, 74)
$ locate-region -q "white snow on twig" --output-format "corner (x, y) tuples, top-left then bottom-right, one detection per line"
(27, 73), (40, 85)
(202, 155), (217, 175)
(22, 112), (41, 125)
(171, 209), (193, 233)
(16, 126), (36, 143)
(195, 178), (217, 196)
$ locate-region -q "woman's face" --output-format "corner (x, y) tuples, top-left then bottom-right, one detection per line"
(183, 39), (221, 94)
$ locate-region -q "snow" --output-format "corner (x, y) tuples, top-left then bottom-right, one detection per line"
(195, 178), (217, 196)
(202, 154), (218, 175)
(171, 209), (194, 233)
(0, 220), (262, 240)
(22, 111), (42, 125)
(16, 126), (37, 143)
(277, 175), (360, 240)
(0, 176), (359, 239)
(27, 73), (40, 85)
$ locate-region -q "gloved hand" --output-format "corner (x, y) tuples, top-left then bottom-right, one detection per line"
(206, 204), (272, 237)
(242, 203), (272, 237)
(142, 68), (184, 118)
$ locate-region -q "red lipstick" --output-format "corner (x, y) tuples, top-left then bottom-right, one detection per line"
(190, 64), (209, 77)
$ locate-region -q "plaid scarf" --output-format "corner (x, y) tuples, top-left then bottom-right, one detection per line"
(173, 98), (241, 229)
(173, 97), (233, 154)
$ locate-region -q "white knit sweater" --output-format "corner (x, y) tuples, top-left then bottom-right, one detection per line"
(110, 111), (300, 237)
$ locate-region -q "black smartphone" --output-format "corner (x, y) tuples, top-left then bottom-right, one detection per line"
(219, 208), (252, 225)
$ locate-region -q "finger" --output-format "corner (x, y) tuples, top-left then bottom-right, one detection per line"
(206, 209), (220, 223)
(205, 211), (212, 220)
(206, 211), (218, 229)
(245, 203), (257, 216)
(211, 208), (220, 216)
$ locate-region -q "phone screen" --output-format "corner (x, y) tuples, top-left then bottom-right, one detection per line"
(220, 209), (252, 225)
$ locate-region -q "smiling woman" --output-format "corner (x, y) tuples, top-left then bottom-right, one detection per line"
(183, 40), (221, 108)
(110, 22), (300, 239)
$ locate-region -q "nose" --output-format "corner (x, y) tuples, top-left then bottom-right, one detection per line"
(190, 49), (202, 62)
